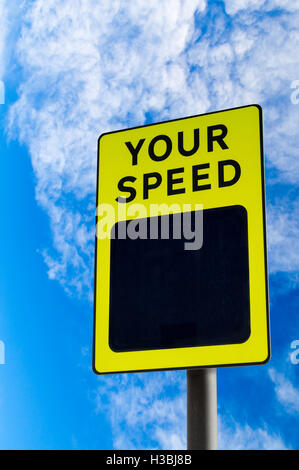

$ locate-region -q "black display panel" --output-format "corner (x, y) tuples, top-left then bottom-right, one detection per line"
(109, 205), (250, 352)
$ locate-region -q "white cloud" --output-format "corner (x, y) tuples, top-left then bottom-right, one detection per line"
(219, 417), (288, 450)
(5, 1), (299, 293)
(94, 370), (289, 450)
(224, 0), (299, 15)
(95, 372), (186, 450)
(7, 0), (207, 296)
(269, 368), (299, 414)
(0, 1), (8, 80)
(267, 200), (299, 275)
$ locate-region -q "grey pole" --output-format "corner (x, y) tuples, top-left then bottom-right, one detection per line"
(187, 368), (218, 450)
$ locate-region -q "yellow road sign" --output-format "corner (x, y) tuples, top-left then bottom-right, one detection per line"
(93, 104), (270, 374)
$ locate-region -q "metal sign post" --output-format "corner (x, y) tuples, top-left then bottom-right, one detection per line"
(187, 368), (218, 450)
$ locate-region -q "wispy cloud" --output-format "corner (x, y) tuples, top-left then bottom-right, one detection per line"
(5, 0), (299, 296)
(267, 199), (299, 275)
(7, 0), (206, 297)
(95, 372), (186, 450)
(94, 370), (290, 450)
(219, 417), (288, 450)
(224, 0), (299, 15)
(0, 0), (10, 83)
(269, 368), (299, 415)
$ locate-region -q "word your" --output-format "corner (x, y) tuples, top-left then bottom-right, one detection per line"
(96, 203), (203, 250)
(291, 80), (299, 104)
(0, 341), (5, 365)
(116, 125), (241, 203)
(290, 340), (299, 365)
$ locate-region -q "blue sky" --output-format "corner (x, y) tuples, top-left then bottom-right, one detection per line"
(0, 0), (299, 450)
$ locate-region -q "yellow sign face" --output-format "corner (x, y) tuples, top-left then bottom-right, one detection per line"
(93, 105), (270, 374)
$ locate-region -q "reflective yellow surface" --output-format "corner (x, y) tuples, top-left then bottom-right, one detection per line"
(93, 104), (270, 374)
